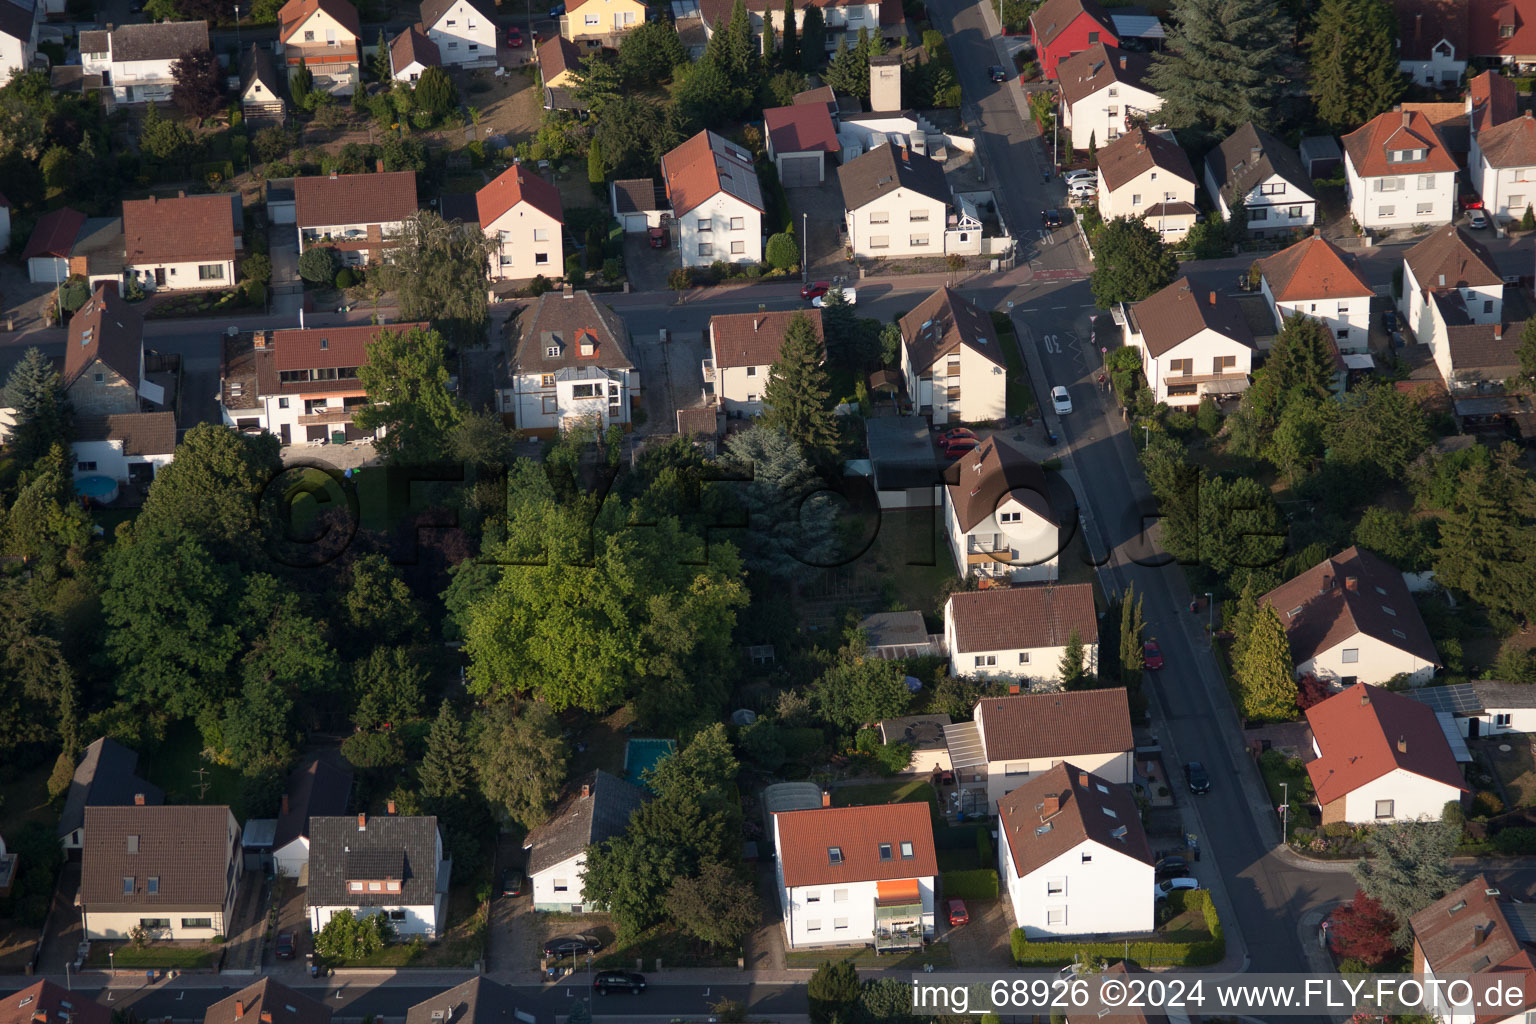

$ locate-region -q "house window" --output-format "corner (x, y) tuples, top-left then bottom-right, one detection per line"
(807, 891), (821, 902)
(1416, 203), (1433, 216)
(304, 30), (314, 40)
(1503, 23), (1516, 37)
(1106, 106), (1118, 117)
(1019, 652), (1030, 664)
(123, 877), (134, 894)
(698, 243), (713, 256)
(1261, 182), (1285, 196)
(533, 228), (549, 241)
(387, 881), (401, 892)
(730, 217), (744, 230)
(1047, 878), (1065, 895)
(745, 365), (758, 377)
(541, 374), (555, 387)
(910, 234), (930, 246)
(900, 841), (914, 858)
(974, 655), (997, 667)
(78, 461), (97, 472)
(1087, 30), (1098, 42)
(584, 13), (598, 23)
(1377, 176), (1405, 191)
(1169, 358), (1193, 376)
(879, 843), (892, 860)
(1000, 511), (1021, 523)
(553, 878), (568, 892)
(139, 919), (170, 930)
(368, 882), (383, 892)
(746, 394), (757, 403)
(94, 373), (104, 383)
(545, 345), (560, 357)
(541, 395), (557, 414)
(147, 877), (159, 894)
(1081, 853), (1092, 863)
(1288, 206), (1303, 218)
(833, 889), (849, 902)
(1342, 649), (1359, 663)
(1166, 383), (1198, 397)
(697, 218), (712, 232)
(1108, 87), (1117, 97)
(1046, 907), (1066, 926)
(870, 235), (889, 248)
(833, 917), (849, 930)
(1375, 799), (1395, 819)
(1485, 300), (1494, 313)
(1378, 206), (1395, 218)
(910, 210), (929, 222)
(1213, 355), (1236, 374)
(828, 847), (843, 864)
(388, 910), (406, 921)
(1004, 762), (1027, 775)
(1512, 194), (1526, 208)
(731, 240), (745, 254)
(535, 252), (549, 264)
(349, 881), (364, 892)
(1249, 207), (1268, 221)
(181, 918), (212, 929)
(1132, 194), (1142, 206)
(869, 212), (890, 224)
(1418, 175), (1435, 190)
(278, 397), (289, 409)
(1498, 713), (1513, 727)
(807, 920), (822, 931)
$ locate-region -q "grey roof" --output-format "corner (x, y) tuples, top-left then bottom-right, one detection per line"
(878, 714), (952, 750)
(306, 814), (442, 908)
(404, 977), (523, 1024)
(241, 818), (278, 849)
(838, 144), (950, 211)
(266, 177), (295, 205)
(1299, 135), (1344, 165)
(0, 0), (35, 43)
(860, 610), (928, 648)
(77, 28), (106, 52)
(438, 193), (480, 226)
(239, 43), (283, 101)
(58, 737), (164, 840)
(274, 758), (353, 851)
(510, 290), (637, 375)
(419, 0), (494, 30)
(1470, 680), (1536, 710)
(81, 805), (237, 908)
(1205, 123), (1316, 207)
(1404, 683), (1485, 716)
(106, 20), (210, 62)
(523, 770), (646, 877)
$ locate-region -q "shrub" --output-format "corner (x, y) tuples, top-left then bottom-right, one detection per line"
(1524, 204), (1536, 231)
(1010, 927), (1030, 964)
(602, 257), (622, 283)
(941, 869), (999, 900)
(1196, 396), (1221, 435)
(1472, 790), (1506, 819)
(1493, 827), (1536, 854)
(528, 274), (553, 296)
(1443, 800), (1465, 825)
(946, 253), (964, 270)
(314, 909), (394, 959)
(335, 267), (356, 289)
(241, 251), (272, 287)
(565, 252), (586, 288)
(1010, 890), (1223, 967)
(976, 825), (993, 867)
(765, 231), (799, 271)
(667, 267), (693, 291)
(243, 279), (266, 308)
(298, 245), (340, 285)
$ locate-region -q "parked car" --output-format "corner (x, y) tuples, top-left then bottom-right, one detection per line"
(500, 868), (525, 897)
(1155, 877), (1201, 901)
(940, 427), (978, 443)
(988, 65), (1008, 82)
(941, 437), (980, 458)
(1051, 385), (1073, 415)
(507, 26), (523, 46)
(1041, 208), (1067, 228)
(1154, 856), (1189, 881)
(801, 280), (830, 300)
(647, 226), (668, 249)
(1184, 761), (1211, 794)
(1381, 308), (1399, 333)
(594, 971), (647, 994)
(548, 2), (566, 15)
(947, 899), (969, 926)
(812, 286), (856, 307)
(543, 935), (601, 958)
(1142, 638), (1163, 670)
(274, 932), (295, 960)
(1062, 169), (1097, 183)
(1468, 208), (1490, 230)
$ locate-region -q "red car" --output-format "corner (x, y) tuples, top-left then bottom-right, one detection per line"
(801, 281), (830, 301)
(1143, 639), (1164, 671)
(940, 427), (978, 444)
(507, 26), (523, 46)
(947, 899), (969, 926)
(941, 437), (980, 458)
(647, 226), (668, 249)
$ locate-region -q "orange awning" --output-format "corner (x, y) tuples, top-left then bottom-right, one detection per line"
(876, 879), (920, 904)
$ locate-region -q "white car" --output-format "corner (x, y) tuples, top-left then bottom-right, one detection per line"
(1155, 877), (1201, 901)
(1067, 181), (1098, 199)
(1051, 386), (1073, 415)
(812, 286), (856, 308)
(1062, 169), (1096, 183)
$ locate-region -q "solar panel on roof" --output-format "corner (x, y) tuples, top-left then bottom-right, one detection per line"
(1404, 684), (1484, 716)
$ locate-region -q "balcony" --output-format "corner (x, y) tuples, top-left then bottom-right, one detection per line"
(701, 358), (715, 384)
(874, 900), (924, 951)
(298, 409), (354, 425)
(967, 550), (1013, 566)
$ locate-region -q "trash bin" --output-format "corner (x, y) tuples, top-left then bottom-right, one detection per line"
(331, 430), (346, 445)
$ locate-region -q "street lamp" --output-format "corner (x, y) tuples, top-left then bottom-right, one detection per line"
(1205, 591), (1214, 647)
(107, 948), (115, 975)
(584, 952), (594, 1014)
(234, 4), (241, 53)
(1280, 781), (1290, 839)
(801, 211), (808, 285)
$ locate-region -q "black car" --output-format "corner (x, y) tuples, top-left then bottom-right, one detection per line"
(1184, 761), (1211, 794)
(1382, 308), (1400, 333)
(543, 934), (601, 958)
(1041, 208), (1067, 228)
(274, 932), (295, 960)
(594, 970), (647, 994)
(988, 65), (1008, 83)
(1155, 856), (1190, 881)
(500, 868), (525, 897)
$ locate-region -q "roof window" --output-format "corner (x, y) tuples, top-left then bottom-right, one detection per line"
(878, 843), (892, 861)
(827, 846), (843, 865)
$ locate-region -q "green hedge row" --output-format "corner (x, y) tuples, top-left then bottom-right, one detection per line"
(942, 869), (999, 900)
(1009, 890), (1225, 967)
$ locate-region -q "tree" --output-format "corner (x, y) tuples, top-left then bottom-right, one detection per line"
(419, 701), (476, 799)
(1234, 605), (1296, 722)
(373, 211), (496, 347)
(475, 700), (568, 828)
(812, 646), (912, 731)
(1119, 583), (1145, 687)
(764, 313), (839, 456)
(587, 135), (605, 189)
(823, 36), (866, 97)
(781, 0), (799, 69)
(290, 59), (313, 103)
(720, 425), (841, 576)
(314, 909), (394, 959)
(171, 49), (226, 120)
(573, 53), (622, 115)
(1059, 628), (1087, 686)
(414, 66), (458, 117)
(644, 723), (739, 803)
(2, 445), (90, 564)
(138, 101), (197, 167)
(1520, 317), (1536, 383)
(372, 30), (391, 83)
(450, 408), (517, 467)
(1353, 507), (1433, 572)
(808, 960), (861, 1024)
(714, 0), (760, 89)
(1306, 0), (1402, 130)
(800, 6), (826, 70)
(1089, 217), (1178, 307)
(350, 646), (428, 731)
(677, 55), (752, 127)
(298, 244), (340, 284)
(1258, 314), (1341, 412)
(1329, 889), (1400, 965)
(591, 95), (687, 178)
(582, 791), (734, 933)
(1146, 0), (1294, 142)
(2, 348), (71, 469)
(1324, 380), (1432, 484)
(666, 860), (758, 948)
(133, 423), (281, 563)
(766, 231), (799, 271)
(1432, 443), (1536, 623)
(1354, 820), (1461, 945)
(0, 577), (79, 757)
(617, 19), (689, 87)
(1228, 577), (1260, 668)
(215, 675), (295, 774)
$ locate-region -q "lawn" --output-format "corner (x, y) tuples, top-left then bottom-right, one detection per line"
(138, 720), (248, 819)
(592, 923), (740, 969)
(991, 312), (1036, 419)
(282, 466), (398, 536)
(1256, 750), (1314, 840)
(1476, 737), (1536, 808)
(785, 943), (953, 968)
(87, 941), (224, 969)
(91, 507), (139, 540)
(832, 779), (945, 832)
(1155, 891), (1212, 942)
(847, 508), (958, 620)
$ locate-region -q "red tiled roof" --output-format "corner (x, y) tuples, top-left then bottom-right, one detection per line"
(1030, 0), (1114, 49)
(942, 435), (1054, 533)
(1342, 108), (1458, 178)
(64, 286), (142, 390)
(0, 981), (112, 1024)
(946, 582), (1097, 654)
(537, 33), (580, 80)
(997, 763), (1152, 879)
(1305, 684), (1467, 804)
(710, 308), (823, 368)
(764, 103), (841, 156)
(271, 322), (429, 374)
(389, 25), (439, 74)
(122, 194), (236, 266)
(1478, 109), (1536, 167)
(1471, 70), (1519, 132)
(1404, 224), (1503, 293)
(1257, 235), (1373, 302)
(773, 803), (936, 888)
(21, 207), (86, 261)
(661, 130), (764, 216)
(1471, 0), (1536, 58)
(1411, 876), (1536, 1024)
(477, 165), (564, 227)
(279, 0), (361, 43)
(1391, 0), (1469, 61)
(900, 286), (1004, 372)
(293, 171), (418, 229)
(978, 689), (1133, 762)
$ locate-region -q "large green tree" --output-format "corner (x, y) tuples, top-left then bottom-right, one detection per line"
(573, 53), (622, 115)
(1089, 217), (1178, 307)
(374, 211), (496, 347)
(1119, 584), (1145, 687)
(719, 425), (841, 577)
(1519, 318), (1536, 383)
(475, 700), (568, 828)
(350, 646), (428, 732)
(666, 860), (758, 949)
(1234, 604), (1297, 722)
(808, 960), (861, 1024)
(812, 643), (912, 731)
(780, 0), (799, 68)
(643, 723), (739, 804)
(616, 19), (689, 88)
(591, 96), (687, 178)
(354, 326), (464, 465)
(419, 701), (476, 800)
(132, 423), (281, 563)
(1324, 380), (1432, 483)
(1432, 443), (1536, 623)
(764, 313), (839, 456)
(1354, 819), (1461, 945)
(1146, 0), (1295, 141)
(2, 348), (71, 468)
(800, 6), (826, 70)
(0, 577), (79, 756)
(1306, 0), (1403, 130)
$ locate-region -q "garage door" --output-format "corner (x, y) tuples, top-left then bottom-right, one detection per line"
(780, 153), (821, 188)
(268, 199), (296, 225)
(619, 212), (649, 232)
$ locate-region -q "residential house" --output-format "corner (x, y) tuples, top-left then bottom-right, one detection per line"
(239, 44), (286, 122)
(272, 758), (353, 879)
(1470, 109), (1536, 223)
(1118, 277), (1255, 407)
(81, 21), (210, 104)
(562, 0), (646, 46)
(1390, 0), (1468, 86)
(1414, 680), (1536, 738)
(80, 804), (242, 940)
(704, 308), (825, 416)
(840, 144), (952, 259)
(771, 800), (937, 950)
(1056, 44), (1161, 151)
(661, 130), (764, 268)
(1398, 225), (1510, 391)
(944, 583), (1099, 684)
(499, 290), (639, 436)
(523, 771), (646, 912)
(1471, 0), (1536, 69)
(1203, 123), (1317, 238)
(57, 737), (163, 853)
(609, 178), (667, 232)
(536, 33), (580, 90)
(307, 813), (449, 938)
(899, 286), (1007, 424)
(1261, 545), (1441, 687)
(218, 322), (429, 445)
(277, 0), (360, 94)
(1306, 683), (1468, 824)
(62, 286), (165, 416)
(764, 103), (841, 187)
(294, 170), (418, 266)
(997, 763), (1154, 938)
(1030, 0), (1117, 79)
(940, 436), (1057, 582)
(0, 981), (112, 1024)
(696, 0), (887, 57)
(1410, 876), (1536, 1024)
(1256, 234), (1375, 354)
(1344, 107), (1458, 231)
(388, 26), (439, 82)
(0, 0), (40, 85)
(72, 412), (176, 487)
(22, 206), (86, 284)
(1094, 128), (1198, 242)
(477, 165), (565, 282)
(203, 979), (331, 1024)
(876, 714), (952, 773)
(122, 193), (239, 292)
(419, 0), (497, 67)
(405, 979), (527, 1024)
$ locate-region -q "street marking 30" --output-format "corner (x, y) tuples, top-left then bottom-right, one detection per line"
(1041, 334), (1062, 353)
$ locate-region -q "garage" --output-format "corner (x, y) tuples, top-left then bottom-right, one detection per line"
(265, 179), (296, 225)
(779, 152), (824, 187)
(618, 211), (649, 232)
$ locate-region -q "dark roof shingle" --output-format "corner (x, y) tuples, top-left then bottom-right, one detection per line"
(978, 690), (1134, 762)
(510, 291), (636, 375)
(107, 20), (211, 61)
(942, 436), (1054, 533)
(307, 814), (442, 907)
(1128, 276), (1255, 357)
(74, 412), (177, 456)
(997, 763), (1152, 878)
(524, 770), (646, 876)
(274, 757), (353, 851)
(57, 737), (164, 840)
(899, 287), (1003, 372)
(204, 979), (332, 1024)
(405, 978), (525, 1024)
(1205, 123), (1316, 207)
(1095, 128), (1195, 192)
(81, 805), (236, 907)
(293, 171), (418, 228)
(839, 144), (950, 211)
(1405, 224), (1504, 292)
(63, 286), (143, 391)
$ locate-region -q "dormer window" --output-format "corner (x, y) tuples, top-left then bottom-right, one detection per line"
(1502, 24), (1515, 38)
(545, 346), (560, 357)
(900, 841), (914, 859)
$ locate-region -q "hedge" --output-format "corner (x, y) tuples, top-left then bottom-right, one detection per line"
(942, 869), (999, 900)
(1493, 827), (1536, 854)
(1009, 891), (1225, 967)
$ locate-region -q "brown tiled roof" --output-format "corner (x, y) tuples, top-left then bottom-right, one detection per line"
(942, 436), (1054, 532)
(1478, 109), (1536, 167)
(997, 763), (1151, 878)
(21, 206), (85, 260)
(1447, 319), (1526, 369)
(1343, 108), (1458, 178)
(1142, 200), (1197, 219)
(1095, 127), (1195, 192)
(978, 690), (1133, 762)
(0, 0), (34, 43)
(773, 803), (936, 888)
(792, 84), (837, 113)
(271, 322), (429, 378)
(63, 286), (143, 390)
(405, 979), (525, 1024)
(536, 33), (580, 80)
(946, 582), (1097, 654)
(1471, 70), (1520, 132)
(81, 804), (236, 908)
(1411, 874), (1536, 1023)
(1392, 0), (1468, 60)
(676, 406), (721, 436)
(900, 286), (1003, 372)
(1030, 0), (1114, 48)
(477, 165), (564, 226)
(662, 130), (764, 216)
(1257, 235), (1373, 302)
(510, 291), (636, 374)
(278, 0), (360, 43)
(1404, 224), (1503, 293)
(1205, 123), (1316, 207)
(420, 0), (493, 30)
(839, 143), (950, 211)
(1472, 0), (1536, 59)
(1306, 684), (1467, 804)
(106, 20), (210, 61)
(0, 981), (112, 1024)
(764, 103), (841, 155)
(611, 178), (663, 214)
(1094, 963), (1171, 1024)
(122, 194), (236, 266)
(710, 309), (823, 368)
(389, 25), (439, 74)
(240, 43), (284, 99)
(1056, 43), (1150, 109)
(293, 171), (418, 228)
(1128, 277), (1254, 357)
(75, 412), (177, 455)
(204, 979), (333, 1024)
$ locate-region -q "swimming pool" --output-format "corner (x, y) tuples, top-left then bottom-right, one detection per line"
(624, 738), (676, 790)
(76, 475), (120, 503)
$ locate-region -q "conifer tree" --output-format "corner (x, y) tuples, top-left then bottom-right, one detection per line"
(2, 347), (72, 469)
(764, 313), (839, 456)
(1119, 585), (1144, 688)
(781, 0), (798, 69)
(1146, 0), (1294, 141)
(1306, 0), (1403, 129)
(418, 701), (474, 800)
(1235, 605), (1297, 722)
(1229, 576), (1261, 670)
(800, 5), (825, 70)
(1059, 628), (1087, 687)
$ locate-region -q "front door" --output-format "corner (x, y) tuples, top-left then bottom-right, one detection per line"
(1469, 717), (1480, 739)
(153, 267), (165, 287)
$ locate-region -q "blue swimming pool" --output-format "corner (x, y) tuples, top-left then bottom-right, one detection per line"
(76, 475), (119, 503)
(624, 738), (676, 790)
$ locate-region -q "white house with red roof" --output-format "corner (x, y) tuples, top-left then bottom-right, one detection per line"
(940, 436), (1057, 583)
(1343, 107), (1459, 231)
(1307, 684), (1467, 824)
(1389, 0), (1468, 86)
(277, 0), (361, 94)
(1256, 234), (1375, 354)
(1471, 0), (1536, 68)
(1397, 225), (1513, 392)
(763, 104), (841, 187)
(997, 763), (1154, 937)
(1469, 74), (1536, 222)
(1410, 875), (1536, 1024)
(661, 130), (764, 268)
(953, 690), (1134, 810)
(704, 309), (824, 415)
(122, 194), (239, 293)
(1119, 277), (1255, 407)
(943, 583), (1098, 684)
(771, 799), (936, 950)
(476, 166), (564, 282)
(295, 171), (419, 267)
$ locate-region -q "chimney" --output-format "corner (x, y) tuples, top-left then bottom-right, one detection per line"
(261, 1014), (273, 1024)
(1414, 12), (1422, 44)
(1322, 574), (1333, 592)
(387, 800), (396, 815)
(280, 794), (290, 815)
(357, 813), (367, 831)
(1208, 290), (1217, 306)
(1041, 794), (1060, 818)
(1079, 772), (1090, 787)
(329, 170), (338, 179)
(134, 793), (145, 806)
(1360, 688), (1371, 706)
(1403, 109), (1411, 128)
(376, 158), (385, 172)
(177, 190), (186, 199)
(562, 283), (574, 297)
(1495, 325), (1503, 340)
(1345, 576), (1359, 591)
(1474, 923), (1488, 946)
(581, 783), (591, 799)
(235, 1000), (246, 1020)
(1397, 735), (1408, 754)
(1118, 55), (1126, 69)
(754, 317), (761, 332)
(253, 330), (268, 350)
(821, 790), (832, 808)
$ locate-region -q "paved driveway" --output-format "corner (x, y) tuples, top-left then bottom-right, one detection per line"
(939, 896), (1014, 970)
(784, 177), (855, 280)
(621, 231), (680, 293)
